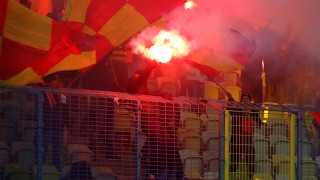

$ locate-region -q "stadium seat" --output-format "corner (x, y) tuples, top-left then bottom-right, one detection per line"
(302, 176), (318, 180)
(114, 106), (135, 133)
(61, 165), (71, 179)
(2, 104), (23, 122)
(184, 171), (204, 180)
(222, 86), (241, 101)
(0, 142), (10, 168)
(301, 141), (314, 158)
(252, 173), (274, 180)
(200, 113), (220, 133)
(183, 118), (202, 133)
(184, 156), (203, 173)
(204, 81), (220, 99)
(275, 174), (290, 180)
(91, 166), (117, 180)
(183, 135), (203, 153)
(204, 171), (219, 180)
(156, 77), (180, 97)
(33, 164), (60, 180)
(274, 140), (290, 155)
(180, 111), (202, 132)
(272, 154), (290, 174)
(17, 120), (37, 143)
(221, 72), (239, 86)
(0, 118), (15, 146)
(4, 163), (32, 180)
(67, 144), (93, 163)
(271, 123), (288, 137)
(269, 135), (289, 149)
(179, 150), (200, 163)
(12, 141), (37, 169)
(301, 161), (317, 177)
(253, 138), (270, 155)
(202, 151), (218, 165)
(315, 156), (320, 169)
(207, 157), (219, 173)
(147, 79), (158, 92)
(202, 131), (219, 151)
(254, 155), (273, 174)
(229, 172), (249, 180)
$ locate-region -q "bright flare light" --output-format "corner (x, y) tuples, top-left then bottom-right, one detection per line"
(131, 28), (191, 63)
(185, 1), (195, 9)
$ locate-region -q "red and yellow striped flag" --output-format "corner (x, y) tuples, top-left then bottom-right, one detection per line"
(0, 0), (97, 86)
(63, 0), (186, 61)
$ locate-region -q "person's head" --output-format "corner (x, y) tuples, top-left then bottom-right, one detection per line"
(240, 93), (251, 103)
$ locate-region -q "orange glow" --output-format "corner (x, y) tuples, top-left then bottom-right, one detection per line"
(131, 29), (191, 63)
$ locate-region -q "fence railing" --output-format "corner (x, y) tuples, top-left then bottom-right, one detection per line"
(0, 85), (319, 180)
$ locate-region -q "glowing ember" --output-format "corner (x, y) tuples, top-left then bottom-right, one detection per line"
(130, 28), (191, 63)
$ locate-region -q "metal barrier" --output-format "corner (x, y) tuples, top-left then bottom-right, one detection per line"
(0, 85), (319, 180)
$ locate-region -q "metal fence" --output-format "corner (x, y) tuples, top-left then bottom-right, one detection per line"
(0, 85), (319, 180)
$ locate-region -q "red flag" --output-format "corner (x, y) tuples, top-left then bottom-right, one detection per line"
(63, 0), (186, 64)
(0, 0), (97, 86)
(186, 29), (256, 79)
(312, 111), (320, 126)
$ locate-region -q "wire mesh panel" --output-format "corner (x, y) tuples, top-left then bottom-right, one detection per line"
(217, 100), (299, 180)
(0, 85), (41, 180)
(2, 85), (316, 180)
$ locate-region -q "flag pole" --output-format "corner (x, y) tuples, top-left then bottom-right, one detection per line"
(212, 78), (228, 93)
(262, 60), (266, 102)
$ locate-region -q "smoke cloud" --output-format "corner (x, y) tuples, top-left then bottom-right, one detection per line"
(165, 0), (320, 61)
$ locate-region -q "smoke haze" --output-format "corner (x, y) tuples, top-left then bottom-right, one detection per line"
(166, 0), (320, 61)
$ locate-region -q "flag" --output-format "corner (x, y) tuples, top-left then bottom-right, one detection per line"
(186, 29), (256, 79)
(63, 0), (186, 62)
(0, 0), (97, 86)
(312, 111), (320, 126)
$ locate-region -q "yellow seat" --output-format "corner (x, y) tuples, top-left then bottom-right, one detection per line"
(178, 132), (202, 153)
(301, 161), (317, 177)
(147, 79), (158, 92)
(252, 173), (274, 180)
(224, 86), (241, 101)
(179, 150), (200, 163)
(184, 157), (203, 173)
(202, 131), (219, 151)
(272, 154), (290, 174)
(33, 165), (60, 180)
(184, 135), (203, 153)
(181, 111), (202, 132)
(181, 111), (199, 122)
(204, 81), (220, 99)
(185, 171), (204, 180)
(114, 106), (135, 133)
(275, 174), (289, 180)
(202, 151), (219, 166)
(200, 113), (220, 132)
(229, 172), (250, 180)
(255, 158), (273, 174)
(156, 77), (180, 97)
(204, 171), (219, 180)
(221, 72), (239, 86)
(302, 176), (318, 180)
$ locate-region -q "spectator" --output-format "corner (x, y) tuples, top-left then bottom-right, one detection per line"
(185, 64), (207, 97)
(227, 92), (261, 178)
(127, 59), (184, 180)
(33, 73), (70, 172)
(82, 55), (123, 160)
